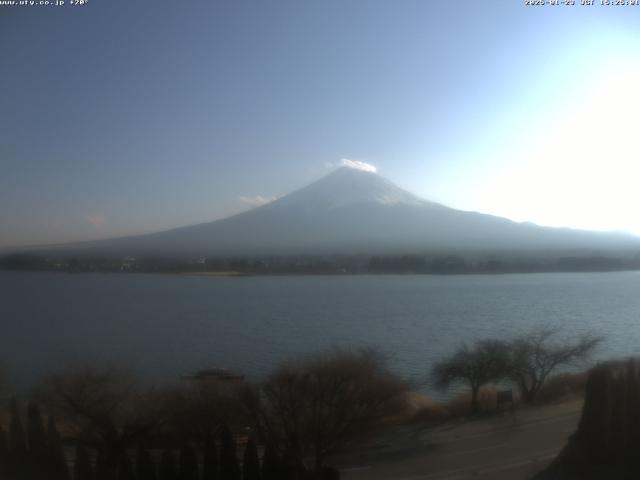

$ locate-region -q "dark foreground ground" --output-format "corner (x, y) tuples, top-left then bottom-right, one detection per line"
(335, 400), (583, 480)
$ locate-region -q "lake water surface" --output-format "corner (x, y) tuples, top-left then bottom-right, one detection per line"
(1, 271), (639, 392)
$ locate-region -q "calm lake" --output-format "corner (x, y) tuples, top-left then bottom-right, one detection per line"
(1, 271), (639, 392)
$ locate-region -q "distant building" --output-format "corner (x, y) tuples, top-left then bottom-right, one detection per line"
(121, 256), (137, 271)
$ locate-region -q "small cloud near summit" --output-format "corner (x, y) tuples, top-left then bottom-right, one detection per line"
(239, 195), (280, 207)
(325, 158), (378, 173)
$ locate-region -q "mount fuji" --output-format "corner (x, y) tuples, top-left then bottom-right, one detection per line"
(32, 167), (640, 256)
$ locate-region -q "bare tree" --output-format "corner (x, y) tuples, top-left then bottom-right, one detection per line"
(508, 326), (602, 403)
(432, 339), (510, 414)
(42, 366), (165, 480)
(243, 348), (406, 477)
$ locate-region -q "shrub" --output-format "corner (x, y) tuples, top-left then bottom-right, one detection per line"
(534, 372), (588, 405)
(445, 386), (499, 417)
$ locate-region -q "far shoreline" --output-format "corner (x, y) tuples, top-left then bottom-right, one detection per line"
(177, 271), (252, 277)
(3, 268), (640, 279)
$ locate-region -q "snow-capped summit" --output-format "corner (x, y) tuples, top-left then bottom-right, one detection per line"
(269, 167), (433, 211)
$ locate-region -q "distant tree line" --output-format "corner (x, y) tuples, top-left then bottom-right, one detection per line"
(369, 255), (640, 274)
(3, 252), (640, 275)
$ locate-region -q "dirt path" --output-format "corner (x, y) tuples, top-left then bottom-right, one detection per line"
(337, 400), (583, 480)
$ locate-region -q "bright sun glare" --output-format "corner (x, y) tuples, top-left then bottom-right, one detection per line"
(477, 53), (640, 235)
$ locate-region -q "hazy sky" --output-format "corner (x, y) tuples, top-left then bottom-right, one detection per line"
(2, 0), (640, 247)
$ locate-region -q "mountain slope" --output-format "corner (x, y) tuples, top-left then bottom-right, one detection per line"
(37, 167), (640, 256)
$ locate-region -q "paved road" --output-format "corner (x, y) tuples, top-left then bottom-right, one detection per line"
(337, 401), (583, 480)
